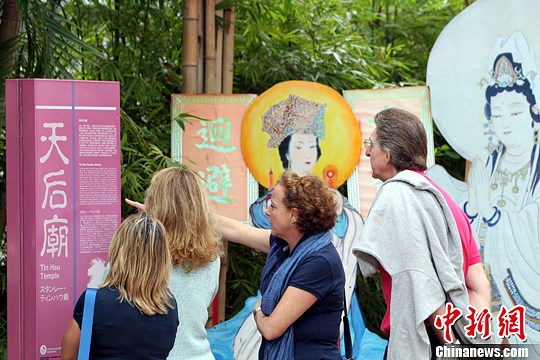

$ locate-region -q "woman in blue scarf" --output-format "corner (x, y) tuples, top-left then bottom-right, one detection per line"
(219, 171), (345, 359)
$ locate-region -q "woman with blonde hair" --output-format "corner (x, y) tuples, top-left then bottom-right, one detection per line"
(142, 166), (223, 360)
(61, 212), (178, 359)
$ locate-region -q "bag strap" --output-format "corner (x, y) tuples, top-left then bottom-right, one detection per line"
(78, 288), (98, 360)
(343, 288), (353, 359)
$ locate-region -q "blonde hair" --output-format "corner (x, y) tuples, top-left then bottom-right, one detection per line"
(145, 167), (223, 271)
(101, 212), (174, 315)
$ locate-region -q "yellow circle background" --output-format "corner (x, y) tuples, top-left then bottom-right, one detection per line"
(241, 81), (361, 189)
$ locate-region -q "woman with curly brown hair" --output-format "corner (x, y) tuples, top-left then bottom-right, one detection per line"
(218, 171), (345, 359)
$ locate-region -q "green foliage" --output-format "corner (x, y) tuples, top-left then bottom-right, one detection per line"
(434, 126), (466, 180)
(356, 274), (387, 338)
(226, 243), (266, 316)
(61, 0), (187, 214)
(0, 0), (474, 334)
(0, 309), (5, 360)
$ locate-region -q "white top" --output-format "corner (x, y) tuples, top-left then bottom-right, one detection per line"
(168, 257), (220, 360)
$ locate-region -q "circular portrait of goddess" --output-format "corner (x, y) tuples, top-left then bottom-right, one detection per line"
(241, 80), (361, 189)
(236, 81), (364, 358)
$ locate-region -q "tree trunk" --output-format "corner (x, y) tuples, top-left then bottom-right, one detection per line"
(0, 0), (22, 78)
(0, 0), (21, 44)
(221, 7), (234, 94)
(182, 0), (199, 94)
(215, 2), (224, 93)
(204, 0), (217, 94)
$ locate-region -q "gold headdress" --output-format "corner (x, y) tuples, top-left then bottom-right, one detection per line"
(262, 94), (326, 149)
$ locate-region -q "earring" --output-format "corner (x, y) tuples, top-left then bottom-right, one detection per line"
(485, 120), (498, 153)
(290, 219), (296, 226)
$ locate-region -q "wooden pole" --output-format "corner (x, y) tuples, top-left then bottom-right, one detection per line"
(197, 0), (205, 93)
(221, 7), (235, 94)
(184, 0), (235, 325)
(215, 2), (224, 94)
(182, 0), (199, 94)
(204, 0), (217, 94)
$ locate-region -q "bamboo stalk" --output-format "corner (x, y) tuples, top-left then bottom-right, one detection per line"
(215, 2), (224, 94)
(218, 242), (228, 323)
(182, 0), (199, 94)
(197, 0), (205, 93)
(221, 7), (235, 94)
(204, 0), (217, 94)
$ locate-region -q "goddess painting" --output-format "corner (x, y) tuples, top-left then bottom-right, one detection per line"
(428, 31), (540, 348)
(214, 81), (368, 359)
(243, 85), (363, 307)
(250, 94), (363, 303)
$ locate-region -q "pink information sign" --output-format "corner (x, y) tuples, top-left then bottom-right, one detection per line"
(6, 79), (121, 359)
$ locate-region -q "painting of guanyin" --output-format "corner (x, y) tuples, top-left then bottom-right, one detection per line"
(427, 29), (540, 349)
(229, 81), (364, 359)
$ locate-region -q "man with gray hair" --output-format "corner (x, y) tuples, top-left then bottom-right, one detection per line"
(353, 108), (490, 359)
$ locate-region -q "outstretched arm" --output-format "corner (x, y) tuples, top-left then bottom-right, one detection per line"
(217, 215), (271, 254)
(126, 198), (271, 253)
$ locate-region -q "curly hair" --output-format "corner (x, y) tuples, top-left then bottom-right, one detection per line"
(145, 167), (223, 272)
(278, 171), (337, 234)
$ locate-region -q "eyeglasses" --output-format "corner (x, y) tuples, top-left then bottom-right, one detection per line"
(363, 138), (372, 150)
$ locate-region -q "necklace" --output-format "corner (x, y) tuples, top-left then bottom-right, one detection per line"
(490, 161), (530, 208)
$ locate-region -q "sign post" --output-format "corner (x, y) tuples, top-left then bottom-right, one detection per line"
(6, 79), (121, 359)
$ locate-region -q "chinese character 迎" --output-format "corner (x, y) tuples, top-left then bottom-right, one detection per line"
(196, 118), (236, 153)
